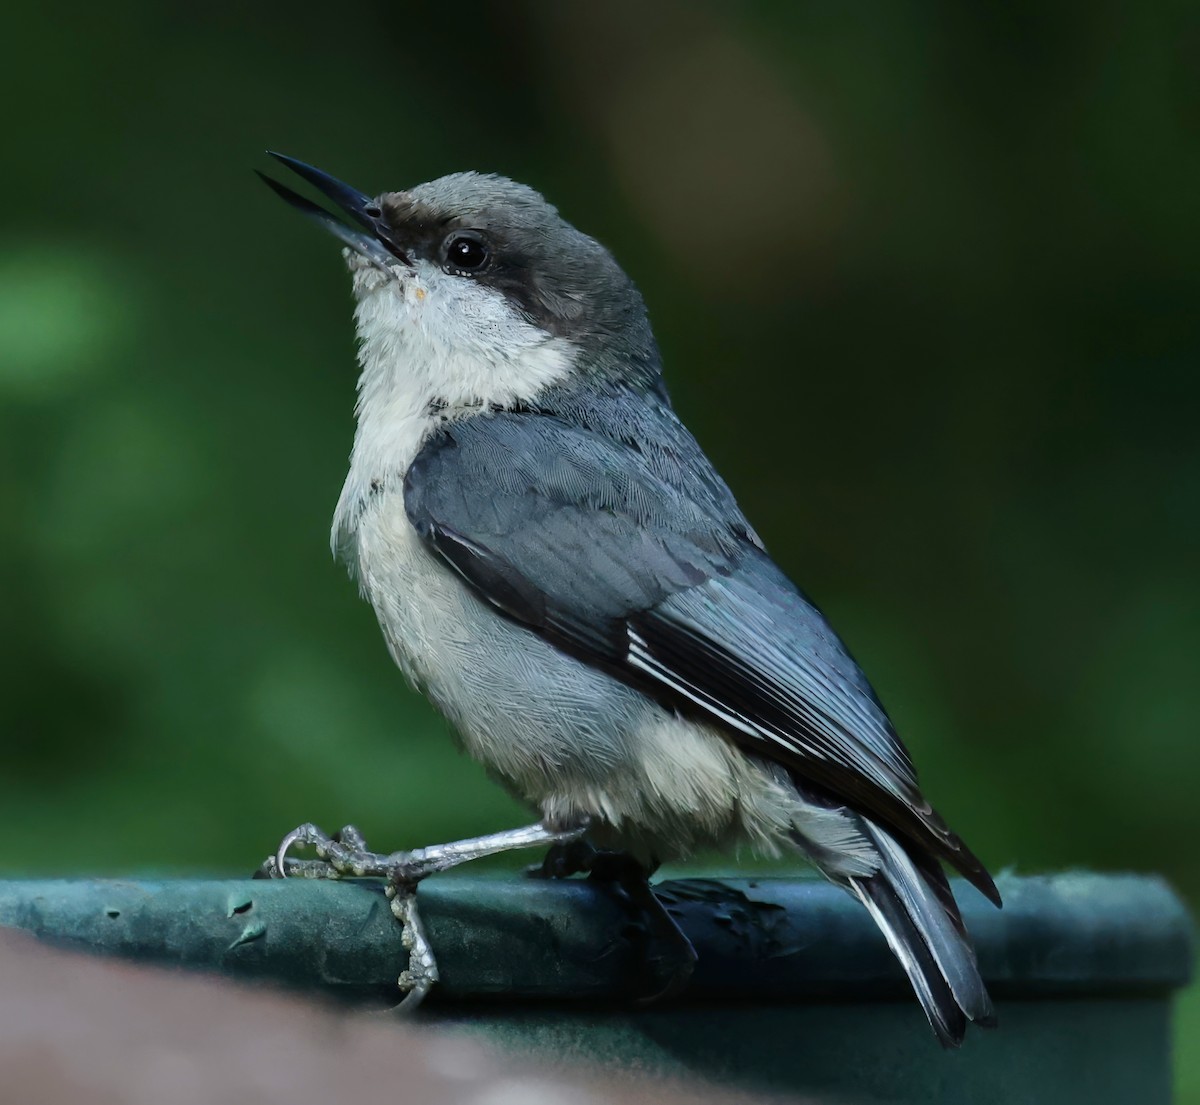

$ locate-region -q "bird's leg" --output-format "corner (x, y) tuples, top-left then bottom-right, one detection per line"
(532, 843), (697, 1002)
(255, 818), (590, 1009)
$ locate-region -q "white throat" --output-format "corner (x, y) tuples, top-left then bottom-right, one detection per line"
(331, 255), (575, 558)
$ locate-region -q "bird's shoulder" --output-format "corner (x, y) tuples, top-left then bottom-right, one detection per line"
(407, 386), (756, 543)
(404, 388), (761, 622)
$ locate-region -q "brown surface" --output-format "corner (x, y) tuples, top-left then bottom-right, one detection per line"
(0, 928), (783, 1105)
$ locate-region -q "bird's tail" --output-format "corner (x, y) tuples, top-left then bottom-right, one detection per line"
(845, 820), (996, 1048)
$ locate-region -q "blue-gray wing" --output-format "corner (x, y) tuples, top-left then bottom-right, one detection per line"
(404, 402), (998, 904)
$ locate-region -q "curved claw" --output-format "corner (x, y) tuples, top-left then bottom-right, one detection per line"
(274, 833), (297, 878)
(395, 978), (435, 1013)
(274, 824), (313, 879)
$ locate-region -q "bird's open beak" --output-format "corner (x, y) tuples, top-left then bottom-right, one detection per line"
(257, 152), (412, 268)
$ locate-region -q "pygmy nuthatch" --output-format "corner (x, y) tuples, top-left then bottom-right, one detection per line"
(257, 153), (1001, 1046)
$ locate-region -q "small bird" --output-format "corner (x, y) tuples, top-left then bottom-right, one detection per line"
(257, 153), (1001, 1045)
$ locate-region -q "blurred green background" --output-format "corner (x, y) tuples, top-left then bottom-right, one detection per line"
(2, 0), (1196, 1094)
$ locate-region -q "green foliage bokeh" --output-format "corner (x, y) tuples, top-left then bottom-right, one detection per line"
(1, 1), (1196, 1095)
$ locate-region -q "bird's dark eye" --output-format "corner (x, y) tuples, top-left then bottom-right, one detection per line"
(444, 232), (490, 275)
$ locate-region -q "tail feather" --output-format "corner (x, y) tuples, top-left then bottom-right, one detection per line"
(846, 821), (996, 1047)
(850, 874), (967, 1047)
(908, 844), (968, 938)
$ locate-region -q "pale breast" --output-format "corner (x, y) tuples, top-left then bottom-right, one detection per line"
(352, 486), (650, 779)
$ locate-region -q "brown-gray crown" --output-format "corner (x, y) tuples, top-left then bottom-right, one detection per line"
(374, 173), (654, 355)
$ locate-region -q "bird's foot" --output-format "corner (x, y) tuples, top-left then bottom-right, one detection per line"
(526, 837), (600, 880)
(387, 880), (439, 1008)
(531, 843), (697, 1002)
(255, 822), (440, 1007)
(255, 818), (591, 1010)
(255, 822), (402, 880)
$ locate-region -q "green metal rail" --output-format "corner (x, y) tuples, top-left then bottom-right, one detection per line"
(1, 872), (1193, 1104)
